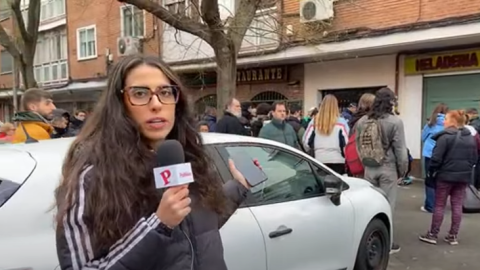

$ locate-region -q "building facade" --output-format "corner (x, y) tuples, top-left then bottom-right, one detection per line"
(293, 0), (480, 177)
(159, 0), (304, 113)
(53, 0), (160, 112)
(1, 0), (480, 176)
(0, 0), (160, 119)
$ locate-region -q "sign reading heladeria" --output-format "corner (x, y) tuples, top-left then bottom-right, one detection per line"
(404, 50), (480, 75)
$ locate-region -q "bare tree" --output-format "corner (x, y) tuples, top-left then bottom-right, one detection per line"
(118, 0), (268, 112)
(0, 0), (40, 89)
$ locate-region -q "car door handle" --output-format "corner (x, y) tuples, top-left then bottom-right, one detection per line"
(269, 226), (293, 238)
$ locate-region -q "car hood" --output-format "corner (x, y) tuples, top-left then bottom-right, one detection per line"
(342, 176), (373, 189)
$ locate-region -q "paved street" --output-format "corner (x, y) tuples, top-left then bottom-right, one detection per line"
(388, 181), (480, 270)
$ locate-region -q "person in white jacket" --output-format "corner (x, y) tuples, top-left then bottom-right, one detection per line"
(303, 94), (349, 174)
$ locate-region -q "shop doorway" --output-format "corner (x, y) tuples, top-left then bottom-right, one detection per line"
(251, 91), (302, 109)
(320, 86), (384, 111)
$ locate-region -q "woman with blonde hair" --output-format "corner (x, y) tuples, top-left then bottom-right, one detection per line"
(419, 110), (477, 245)
(303, 94), (349, 174)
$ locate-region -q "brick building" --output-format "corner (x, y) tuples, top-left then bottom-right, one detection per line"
(0, 0), (160, 117)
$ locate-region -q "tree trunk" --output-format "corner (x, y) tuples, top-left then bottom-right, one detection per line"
(215, 47), (237, 115)
(18, 57), (37, 89)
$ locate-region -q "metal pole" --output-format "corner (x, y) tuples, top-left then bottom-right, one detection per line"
(12, 58), (18, 113)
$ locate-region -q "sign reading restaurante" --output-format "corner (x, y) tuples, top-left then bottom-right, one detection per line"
(236, 67), (286, 83)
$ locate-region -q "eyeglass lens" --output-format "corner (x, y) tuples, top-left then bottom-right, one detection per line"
(127, 86), (179, 105)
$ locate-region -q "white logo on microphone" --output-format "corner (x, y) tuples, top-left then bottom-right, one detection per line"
(153, 163), (194, 188)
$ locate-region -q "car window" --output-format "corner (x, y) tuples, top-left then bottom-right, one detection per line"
(222, 145), (325, 205)
(0, 148), (36, 208)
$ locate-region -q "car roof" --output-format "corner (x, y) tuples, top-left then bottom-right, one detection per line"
(0, 132), (299, 154)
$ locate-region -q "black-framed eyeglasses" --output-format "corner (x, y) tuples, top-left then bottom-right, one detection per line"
(121, 85), (180, 106)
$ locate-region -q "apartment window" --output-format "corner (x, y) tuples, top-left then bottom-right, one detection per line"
(34, 29), (68, 85)
(0, 1), (9, 20)
(40, 0), (65, 22)
(121, 5), (145, 37)
(77, 25), (97, 60)
(165, 0), (198, 18)
(22, 9), (28, 25)
(242, 0), (277, 49)
(0, 51), (13, 74)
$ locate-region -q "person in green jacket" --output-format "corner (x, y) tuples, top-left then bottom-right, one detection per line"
(259, 101), (299, 149)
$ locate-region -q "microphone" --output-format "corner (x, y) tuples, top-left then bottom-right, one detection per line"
(153, 140), (194, 189)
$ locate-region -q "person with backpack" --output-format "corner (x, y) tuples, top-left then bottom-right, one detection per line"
(421, 103), (448, 212)
(345, 93), (375, 177)
(303, 95), (349, 174)
(419, 110), (477, 246)
(355, 87), (408, 254)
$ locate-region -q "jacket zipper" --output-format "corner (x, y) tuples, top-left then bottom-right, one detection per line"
(181, 228), (195, 270)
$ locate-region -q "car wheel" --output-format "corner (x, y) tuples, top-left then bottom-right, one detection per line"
(354, 218), (390, 270)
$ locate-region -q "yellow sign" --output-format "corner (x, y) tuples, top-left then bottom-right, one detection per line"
(404, 50), (480, 75)
(237, 67), (286, 83)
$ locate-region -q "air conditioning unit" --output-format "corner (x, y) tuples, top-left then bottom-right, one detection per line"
(300, 0), (334, 23)
(117, 36), (141, 56)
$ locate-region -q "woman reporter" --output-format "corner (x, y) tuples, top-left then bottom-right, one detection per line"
(54, 55), (250, 270)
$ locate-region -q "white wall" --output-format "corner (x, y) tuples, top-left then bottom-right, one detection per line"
(397, 55), (423, 159)
(304, 55), (397, 109)
(161, 1), (279, 63)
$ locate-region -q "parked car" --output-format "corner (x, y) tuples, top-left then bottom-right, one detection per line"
(0, 133), (392, 270)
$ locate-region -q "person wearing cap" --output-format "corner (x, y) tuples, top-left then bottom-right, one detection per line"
(341, 103), (357, 122)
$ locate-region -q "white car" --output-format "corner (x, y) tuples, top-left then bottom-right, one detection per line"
(0, 133), (392, 270)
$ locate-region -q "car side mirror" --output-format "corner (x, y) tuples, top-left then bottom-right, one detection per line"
(324, 175), (343, 206)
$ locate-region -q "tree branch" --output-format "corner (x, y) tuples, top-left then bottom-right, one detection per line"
(118, 0), (212, 44)
(26, 0), (41, 43)
(0, 25), (20, 58)
(200, 0), (228, 48)
(9, 0), (30, 43)
(227, 0), (262, 54)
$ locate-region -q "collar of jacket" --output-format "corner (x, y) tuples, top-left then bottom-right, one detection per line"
(271, 117), (285, 127)
(12, 111), (50, 123)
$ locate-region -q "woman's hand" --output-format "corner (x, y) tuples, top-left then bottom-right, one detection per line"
(228, 159), (250, 189)
(156, 185), (191, 228)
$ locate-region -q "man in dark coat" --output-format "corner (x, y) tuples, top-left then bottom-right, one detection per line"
(216, 98), (249, 136)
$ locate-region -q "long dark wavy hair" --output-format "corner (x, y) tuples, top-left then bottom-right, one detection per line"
(368, 87), (396, 120)
(54, 55), (226, 252)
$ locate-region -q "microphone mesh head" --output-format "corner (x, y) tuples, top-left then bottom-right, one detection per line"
(156, 140), (185, 166)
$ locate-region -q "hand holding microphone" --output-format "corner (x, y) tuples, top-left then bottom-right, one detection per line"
(156, 185), (191, 228)
(153, 140), (194, 228)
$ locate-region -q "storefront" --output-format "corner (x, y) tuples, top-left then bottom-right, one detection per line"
(184, 64), (304, 115)
(303, 55), (397, 112)
(399, 48), (480, 176)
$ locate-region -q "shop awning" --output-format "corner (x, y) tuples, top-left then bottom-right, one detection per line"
(48, 80), (107, 93)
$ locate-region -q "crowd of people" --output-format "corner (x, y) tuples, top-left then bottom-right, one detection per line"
(418, 104), (480, 245)
(200, 86), (480, 251)
(0, 88), (86, 144)
(0, 54), (478, 268)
